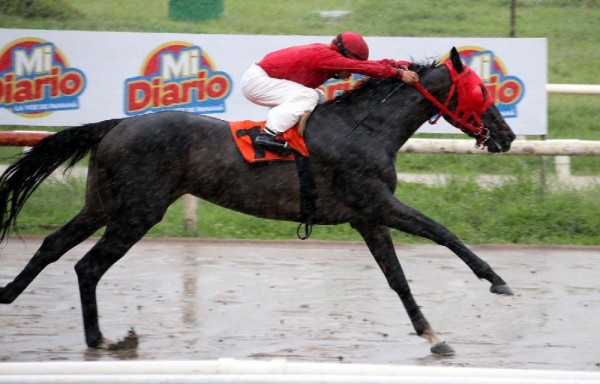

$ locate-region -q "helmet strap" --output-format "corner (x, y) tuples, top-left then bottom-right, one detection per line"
(333, 34), (364, 60)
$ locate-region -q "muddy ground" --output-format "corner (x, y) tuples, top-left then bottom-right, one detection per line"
(0, 236), (598, 371)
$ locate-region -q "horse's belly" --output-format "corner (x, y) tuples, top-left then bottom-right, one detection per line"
(188, 160), (303, 221)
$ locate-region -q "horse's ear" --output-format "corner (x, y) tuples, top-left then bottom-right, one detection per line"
(450, 47), (465, 73)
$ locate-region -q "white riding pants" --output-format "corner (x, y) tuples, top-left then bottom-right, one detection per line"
(241, 63), (323, 133)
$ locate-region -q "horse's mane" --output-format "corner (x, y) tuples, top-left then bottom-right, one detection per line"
(324, 59), (439, 105)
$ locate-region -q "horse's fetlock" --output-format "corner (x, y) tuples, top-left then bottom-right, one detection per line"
(86, 334), (104, 349)
(474, 265), (497, 282)
(0, 286), (16, 304)
(413, 318), (430, 336)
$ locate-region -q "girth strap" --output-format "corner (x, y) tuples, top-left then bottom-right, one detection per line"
(294, 153), (317, 240)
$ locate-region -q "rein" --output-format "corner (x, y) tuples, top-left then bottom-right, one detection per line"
(412, 62), (490, 148)
(344, 82), (405, 138)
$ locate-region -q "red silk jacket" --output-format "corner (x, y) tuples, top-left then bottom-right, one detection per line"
(257, 43), (408, 88)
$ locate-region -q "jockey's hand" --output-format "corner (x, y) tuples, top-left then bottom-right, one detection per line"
(393, 60), (411, 70)
(401, 70), (419, 84)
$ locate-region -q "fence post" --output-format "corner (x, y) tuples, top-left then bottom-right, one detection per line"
(554, 155), (571, 183)
(183, 194), (198, 236)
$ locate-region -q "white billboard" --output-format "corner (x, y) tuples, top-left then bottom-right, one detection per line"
(0, 29), (547, 134)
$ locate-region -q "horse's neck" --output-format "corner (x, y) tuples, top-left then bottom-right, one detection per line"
(383, 66), (453, 151)
(310, 67), (451, 154)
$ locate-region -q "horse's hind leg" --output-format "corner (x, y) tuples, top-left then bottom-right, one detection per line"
(0, 208), (106, 304)
(352, 222), (455, 355)
(74, 209), (164, 348)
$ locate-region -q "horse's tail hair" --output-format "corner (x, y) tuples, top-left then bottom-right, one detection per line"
(0, 118), (123, 242)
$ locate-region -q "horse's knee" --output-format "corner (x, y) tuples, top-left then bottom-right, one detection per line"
(74, 257), (102, 286)
(74, 258), (91, 280)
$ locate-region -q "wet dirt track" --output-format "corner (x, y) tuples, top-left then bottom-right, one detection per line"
(0, 236), (599, 371)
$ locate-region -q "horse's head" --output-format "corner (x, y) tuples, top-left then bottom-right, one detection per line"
(432, 47), (516, 153)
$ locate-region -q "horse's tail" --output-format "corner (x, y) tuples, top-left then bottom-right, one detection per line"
(0, 118), (123, 242)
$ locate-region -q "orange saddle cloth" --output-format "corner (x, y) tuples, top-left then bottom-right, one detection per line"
(229, 120), (309, 163)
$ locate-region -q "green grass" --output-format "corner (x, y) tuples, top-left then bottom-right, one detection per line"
(1, 0), (600, 244)
(195, 177), (600, 245)
(17, 176), (600, 245)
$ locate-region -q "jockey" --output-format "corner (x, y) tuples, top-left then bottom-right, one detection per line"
(241, 31), (420, 152)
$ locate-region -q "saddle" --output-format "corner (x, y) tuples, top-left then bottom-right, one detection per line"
(229, 111), (311, 163)
(228, 112), (316, 239)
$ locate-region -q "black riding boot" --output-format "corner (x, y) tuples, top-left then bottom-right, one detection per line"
(254, 127), (291, 155)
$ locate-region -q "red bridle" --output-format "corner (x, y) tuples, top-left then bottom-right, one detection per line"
(413, 61), (495, 148)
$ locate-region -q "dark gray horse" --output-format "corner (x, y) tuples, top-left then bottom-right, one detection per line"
(0, 48), (515, 355)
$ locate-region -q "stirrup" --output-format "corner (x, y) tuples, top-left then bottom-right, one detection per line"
(254, 132), (292, 156)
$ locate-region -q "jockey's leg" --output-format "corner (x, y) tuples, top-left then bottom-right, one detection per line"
(255, 85), (319, 152)
(265, 88), (319, 134)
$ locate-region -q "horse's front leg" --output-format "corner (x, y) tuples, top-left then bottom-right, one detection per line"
(377, 195), (513, 295)
(351, 222), (455, 355)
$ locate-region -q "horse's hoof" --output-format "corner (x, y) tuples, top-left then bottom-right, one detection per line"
(490, 284), (514, 296)
(94, 329), (139, 351)
(431, 341), (455, 356)
(0, 287), (7, 304)
(109, 328), (139, 351)
(0, 286), (16, 304)
(94, 338), (116, 350)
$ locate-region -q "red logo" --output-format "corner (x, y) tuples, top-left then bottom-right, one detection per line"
(0, 37), (86, 117)
(124, 41), (232, 116)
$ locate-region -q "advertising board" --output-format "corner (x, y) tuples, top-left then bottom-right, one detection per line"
(0, 29), (547, 134)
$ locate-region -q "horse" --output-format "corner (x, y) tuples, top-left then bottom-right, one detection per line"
(0, 48), (515, 355)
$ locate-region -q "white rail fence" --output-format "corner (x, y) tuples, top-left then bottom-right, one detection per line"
(398, 138), (600, 190)
(401, 138), (600, 156)
(1, 358), (600, 384)
(546, 83), (600, 94)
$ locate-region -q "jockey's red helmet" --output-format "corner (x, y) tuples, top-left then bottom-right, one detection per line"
(331, 32), (369, 61)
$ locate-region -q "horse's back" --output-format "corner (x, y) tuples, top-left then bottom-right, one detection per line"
(90, 111), (305, 220)
(89, 112), (229, 199)
(101, 111), (225, 148)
